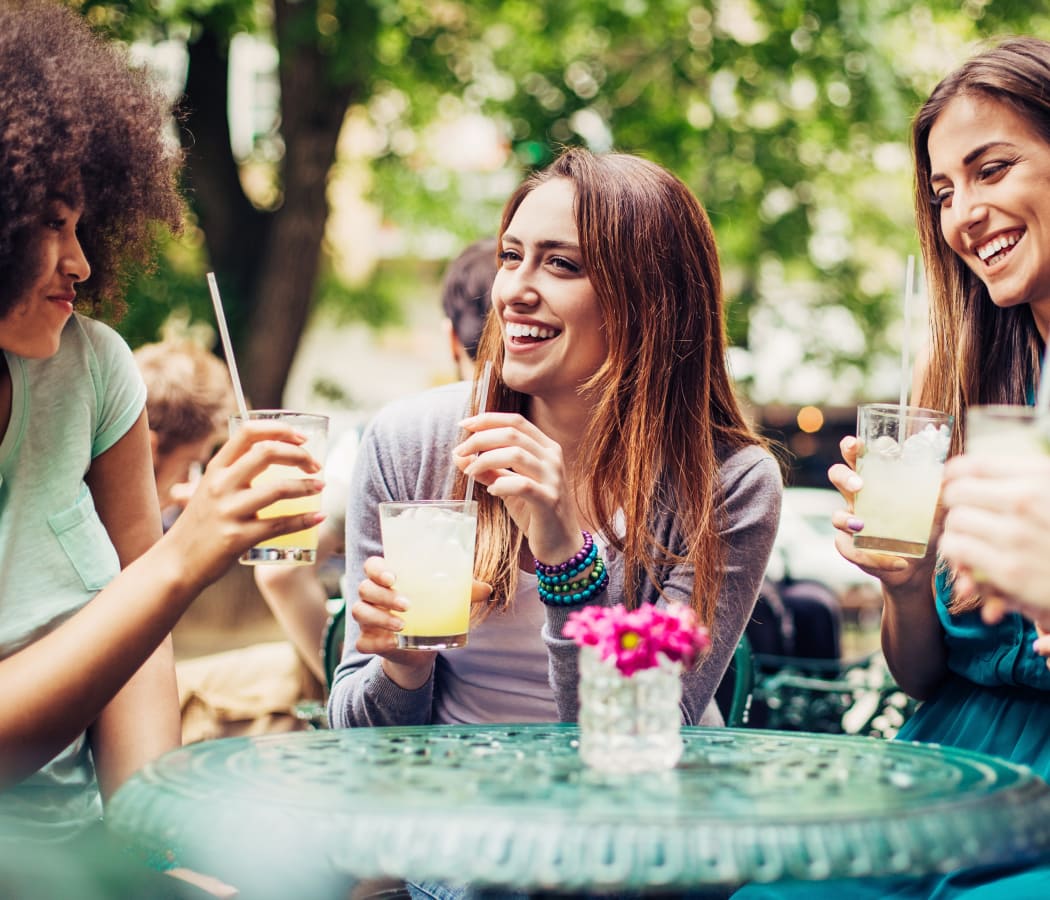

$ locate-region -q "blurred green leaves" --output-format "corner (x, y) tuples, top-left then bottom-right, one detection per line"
(76, 0), (1049, 402)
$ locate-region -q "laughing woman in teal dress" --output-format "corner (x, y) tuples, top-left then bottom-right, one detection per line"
(735, 36), (1050, 900)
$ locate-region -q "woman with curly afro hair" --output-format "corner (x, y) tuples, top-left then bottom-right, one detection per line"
(0, 0), (324, 863)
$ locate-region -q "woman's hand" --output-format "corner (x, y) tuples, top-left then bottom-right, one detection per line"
(828, 435), (931, 591)
(454, 412), (583, 566)
(353, 556), (492, 689)
(939, 453), (1050, 631)
(162, 420), (324, 591)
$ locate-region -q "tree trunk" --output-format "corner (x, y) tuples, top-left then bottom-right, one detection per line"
(182, 24), (267, 351)
(178, 2), (373, 408)
(238, 2), (351, 407)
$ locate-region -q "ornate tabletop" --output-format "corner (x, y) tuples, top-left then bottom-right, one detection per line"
(108, 724), (1050, 897)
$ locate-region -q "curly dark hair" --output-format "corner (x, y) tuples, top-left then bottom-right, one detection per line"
(0, 0), (183, 320)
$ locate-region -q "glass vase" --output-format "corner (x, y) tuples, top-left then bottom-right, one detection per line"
(577, 645), (683, 773)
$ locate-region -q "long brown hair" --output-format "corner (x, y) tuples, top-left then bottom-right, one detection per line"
(912, 37), (1050, 612)
(457, 148), (766, 628)
(913, 37), (1049, 446)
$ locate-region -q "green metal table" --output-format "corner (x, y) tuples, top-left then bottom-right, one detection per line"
(107, 724), (1050, 898)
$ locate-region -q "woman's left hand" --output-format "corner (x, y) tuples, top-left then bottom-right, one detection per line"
(454, 412), (584, 565)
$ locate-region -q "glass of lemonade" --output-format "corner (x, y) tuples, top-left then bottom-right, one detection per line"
(230, 410), (329, 565)
(853, 403), (954, 558)
(379, 500), (478, 650)
(966, 405), (1050, 457)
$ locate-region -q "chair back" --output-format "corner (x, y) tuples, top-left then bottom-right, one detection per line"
(323, 601), (347, 690)
(715, 632), (755, 727)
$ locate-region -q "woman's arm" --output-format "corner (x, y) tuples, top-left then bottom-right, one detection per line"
(0, 421), (323, 790)
(828, 429), (948, 700)
(676, 449), (782, 725)
(544, 448), (783, 725)
(84, 410), (181, 800)
(254, 523), (343, 685)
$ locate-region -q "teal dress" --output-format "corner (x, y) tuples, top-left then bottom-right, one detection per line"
(733, 570), (1050, 900)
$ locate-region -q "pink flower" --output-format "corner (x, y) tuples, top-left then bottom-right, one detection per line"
(563, 603), (711, 677)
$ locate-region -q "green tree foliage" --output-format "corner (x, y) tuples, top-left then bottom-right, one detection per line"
(75, 0), (1047, 404)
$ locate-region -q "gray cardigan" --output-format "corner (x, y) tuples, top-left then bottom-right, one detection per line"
(328, 382), (782, 729)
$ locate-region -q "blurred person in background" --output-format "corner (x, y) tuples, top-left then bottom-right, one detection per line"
(134, 339), (235, 527)
(441, 237), (498, 381)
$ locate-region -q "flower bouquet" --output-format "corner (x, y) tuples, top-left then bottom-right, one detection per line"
(564, 603), (711, 773)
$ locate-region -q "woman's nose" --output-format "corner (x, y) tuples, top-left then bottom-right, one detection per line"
(953, 187), (989, 232)
(61, 233), (91, 284)
(496, 266), (540, 308)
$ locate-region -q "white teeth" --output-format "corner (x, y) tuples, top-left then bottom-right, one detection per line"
(977, 233), (1021, 261)
(506, 322), (557, 339)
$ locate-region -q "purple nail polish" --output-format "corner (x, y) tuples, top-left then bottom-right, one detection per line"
(847, 517), (864, 532)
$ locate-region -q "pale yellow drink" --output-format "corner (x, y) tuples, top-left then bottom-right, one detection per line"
(230, 411), (329, 565)
(965, 406), (1050, 585)
(966, 405), (1050, 457)
(249, 464), (323, 557)
(853, 404), (953, 558)
(379, 500), (478, 650)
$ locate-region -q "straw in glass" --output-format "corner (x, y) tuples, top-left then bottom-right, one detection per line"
(463, 360), (493, 512)
(206, 272), (250, 423)
(899, 254), (915, 417)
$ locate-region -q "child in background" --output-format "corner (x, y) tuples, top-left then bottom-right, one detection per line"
(134, 339), (236, 526)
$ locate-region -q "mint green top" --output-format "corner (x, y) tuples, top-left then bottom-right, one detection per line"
(0, 314), (145, 841)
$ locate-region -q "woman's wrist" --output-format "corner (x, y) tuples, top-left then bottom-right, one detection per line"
(381, 654), (436, 690)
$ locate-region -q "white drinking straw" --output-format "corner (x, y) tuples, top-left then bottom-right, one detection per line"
(899, 254), (915, 417)
(463, 360), (493, 512)
(206, 272), (250, 422)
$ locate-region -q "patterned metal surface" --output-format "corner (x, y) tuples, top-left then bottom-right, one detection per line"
(108, 724), (1050, 893)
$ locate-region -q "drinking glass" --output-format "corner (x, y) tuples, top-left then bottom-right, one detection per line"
(379, 500), (478, 650)
(966, 405), (1050, 457)
(231, 410), (329, 565)
(852, 403), (953, 558)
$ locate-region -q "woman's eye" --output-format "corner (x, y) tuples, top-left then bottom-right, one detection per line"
(549, 256), (580, 273)
(498, 249), (521, 265)
(931, 189), (953, 210)
(978, 161), (1011, 181)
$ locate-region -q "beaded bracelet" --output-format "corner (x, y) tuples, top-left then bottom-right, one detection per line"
(534, 531), (594, 576)
(536, 554), (606, 592)
(537, 556), (609, 606)
(534, 541), (598, 584)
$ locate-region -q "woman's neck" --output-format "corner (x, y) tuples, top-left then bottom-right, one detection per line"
(526, 392), (590, 470)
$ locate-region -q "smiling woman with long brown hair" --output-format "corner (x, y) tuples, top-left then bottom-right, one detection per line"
(329, 147), (782, 731)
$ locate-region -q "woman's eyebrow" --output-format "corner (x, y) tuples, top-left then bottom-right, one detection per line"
(930, 140), (1019, 183)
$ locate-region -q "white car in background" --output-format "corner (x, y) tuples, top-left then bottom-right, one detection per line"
(768, 487), (882, 614)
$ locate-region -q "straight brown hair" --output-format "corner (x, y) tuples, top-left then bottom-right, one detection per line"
(457, 148), (767, 629)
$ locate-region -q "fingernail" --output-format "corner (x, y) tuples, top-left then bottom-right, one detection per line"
(846, 476), (863, 492)
(847, 516), (864, 532)
(378, 571), (396, 588)
(891, 559), (908, 571)
(395, 594), (411, 611)
(843, 437), (856, 449)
